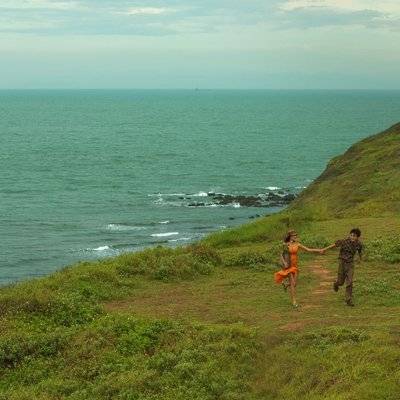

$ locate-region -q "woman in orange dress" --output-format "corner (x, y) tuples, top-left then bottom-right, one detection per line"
(275, 230), (324, 308)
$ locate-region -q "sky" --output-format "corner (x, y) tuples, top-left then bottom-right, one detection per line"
(1, 0), (400, 89)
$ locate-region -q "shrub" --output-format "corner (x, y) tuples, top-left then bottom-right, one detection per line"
(364, 237), (400, 264)
(187, 244), (222, 266)
(116, 245), (217, 282)
(0, 329), (68, 368)
(223, 245), (280, 271)
(295, 327), (369, 350)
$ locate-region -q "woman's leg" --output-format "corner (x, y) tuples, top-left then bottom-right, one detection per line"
(289, 273), (297, 305)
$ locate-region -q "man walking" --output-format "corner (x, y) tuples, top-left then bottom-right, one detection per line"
(323, 228), (363, 306)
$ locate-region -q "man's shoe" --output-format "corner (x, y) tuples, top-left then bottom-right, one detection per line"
(346, 300), (355, 307)
(333, 282), (339, 292)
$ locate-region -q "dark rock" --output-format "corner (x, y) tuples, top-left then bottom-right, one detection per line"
(209, 191), (296, 208)
(188, 202), (206, 207)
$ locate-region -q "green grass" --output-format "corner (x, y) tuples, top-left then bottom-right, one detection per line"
(1, 123), (400, 398)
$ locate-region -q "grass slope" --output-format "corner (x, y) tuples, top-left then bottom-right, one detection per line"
(1, 124), (400, 399)
(291, 122), (400, 218)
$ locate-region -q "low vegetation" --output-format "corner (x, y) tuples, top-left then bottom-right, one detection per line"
(1, 124), (399, 398)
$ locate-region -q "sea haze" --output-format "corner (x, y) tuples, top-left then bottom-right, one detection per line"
(1, 89), (400, 284)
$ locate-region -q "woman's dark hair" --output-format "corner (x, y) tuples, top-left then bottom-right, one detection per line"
(284, 230), (297, 243)
(350, 228), (361, 237)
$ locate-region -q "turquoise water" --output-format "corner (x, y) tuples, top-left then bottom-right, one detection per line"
(1, 90), (400, 284)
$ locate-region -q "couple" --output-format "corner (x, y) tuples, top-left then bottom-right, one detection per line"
(274, 228), (362, 308)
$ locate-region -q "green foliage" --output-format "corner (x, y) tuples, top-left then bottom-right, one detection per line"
(0, 328), (68, 368)
(0, 314), (260, 400)
(294, 327), (369, 350)
(1, 124), (400, 398)
(223, 246), (280, 271)
(291, 123), (400, 218)
(364, 237), (400, 263)
(297, 234), (331, 249)
(116, 245), (220, 281)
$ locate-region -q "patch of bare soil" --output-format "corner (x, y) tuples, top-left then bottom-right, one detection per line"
(279, 259), (335, 331)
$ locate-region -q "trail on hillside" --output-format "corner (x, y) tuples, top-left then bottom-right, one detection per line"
(104, 256), (337, 334)
(279, 257), (335, 331)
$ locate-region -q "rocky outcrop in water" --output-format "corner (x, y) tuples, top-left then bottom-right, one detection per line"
(186, 191), (297, 207)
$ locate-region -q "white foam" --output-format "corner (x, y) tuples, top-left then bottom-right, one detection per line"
(158, 220), (170, 224)
(265, 186), (280, 191)
(93, 245), (110, 251)
(168, 237), (191, 242)
(148, 193), (186, 197)
(151, 232), (179, 237)
(194, 191), (208, 197)
(107, 224), (145, 231)
(232, 202), (241, 208)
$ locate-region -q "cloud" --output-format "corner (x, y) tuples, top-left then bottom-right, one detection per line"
(0, 0), (83, 11)
(123, 7), (170, 16)
(277, 0), (400, 29)
(280, 0), (400, 14)
(1, 0), (399, 35)
(0, 1), (270, 35)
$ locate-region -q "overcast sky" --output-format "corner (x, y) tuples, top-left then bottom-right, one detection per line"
(1, 0), (400, 89)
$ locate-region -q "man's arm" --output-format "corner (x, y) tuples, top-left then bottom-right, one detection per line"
(357, 242), (363, 261)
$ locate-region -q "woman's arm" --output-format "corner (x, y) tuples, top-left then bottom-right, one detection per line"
(321, 240), (343, 253)
(280, 254), (288, 268)
(298, 243), (325, 254)
(322, 243), (337, 252)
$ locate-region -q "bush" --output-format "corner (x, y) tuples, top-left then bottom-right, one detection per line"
(116, 245), (218, 281)
(295, 327), (369, 350)
(223, 245), (280, 271)
(0, 328), (68, 368)
(187, 244), (222, 266)
(364, 237), (400, 263)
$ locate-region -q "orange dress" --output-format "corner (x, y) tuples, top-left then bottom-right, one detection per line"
(274, 243), (299, 283)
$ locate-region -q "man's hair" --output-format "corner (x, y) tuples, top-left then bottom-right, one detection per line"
(350, 228), (361, 237)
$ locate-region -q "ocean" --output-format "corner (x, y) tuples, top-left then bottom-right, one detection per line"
(1, 89), (400, 285)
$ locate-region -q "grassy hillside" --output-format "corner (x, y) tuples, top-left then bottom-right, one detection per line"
(1, 124), (400, 399)
(291, 122), (400, 218)
(204, 122), (400, 248)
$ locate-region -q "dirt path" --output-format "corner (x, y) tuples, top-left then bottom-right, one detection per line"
(279, 258), (335, 331)
(105, 258), (337, 333)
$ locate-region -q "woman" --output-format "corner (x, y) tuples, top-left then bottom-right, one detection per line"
(274, 230), (323, 308)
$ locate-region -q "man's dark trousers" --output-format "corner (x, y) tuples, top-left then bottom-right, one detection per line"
(336, 260), (354, 302)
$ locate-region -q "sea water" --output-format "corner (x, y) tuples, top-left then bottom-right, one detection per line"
(1, 89), (400, 284)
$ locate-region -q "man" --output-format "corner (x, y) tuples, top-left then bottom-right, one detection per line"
(323, 228), (363, 307)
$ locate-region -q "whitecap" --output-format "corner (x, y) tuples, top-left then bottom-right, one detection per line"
(151, 232), (179, 237)
(107, 224), (145, 231)
(92, 245), (110, 251)
(159, 220), (170, 224)
(148, 193), (186, 197)
(194, 191), (208, 197)
(168, 237), (191, 242)
(232, 202), (241, 208)
(265, 186), (281, 191)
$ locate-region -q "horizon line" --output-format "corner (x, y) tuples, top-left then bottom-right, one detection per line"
(1, 88), (400, 91)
